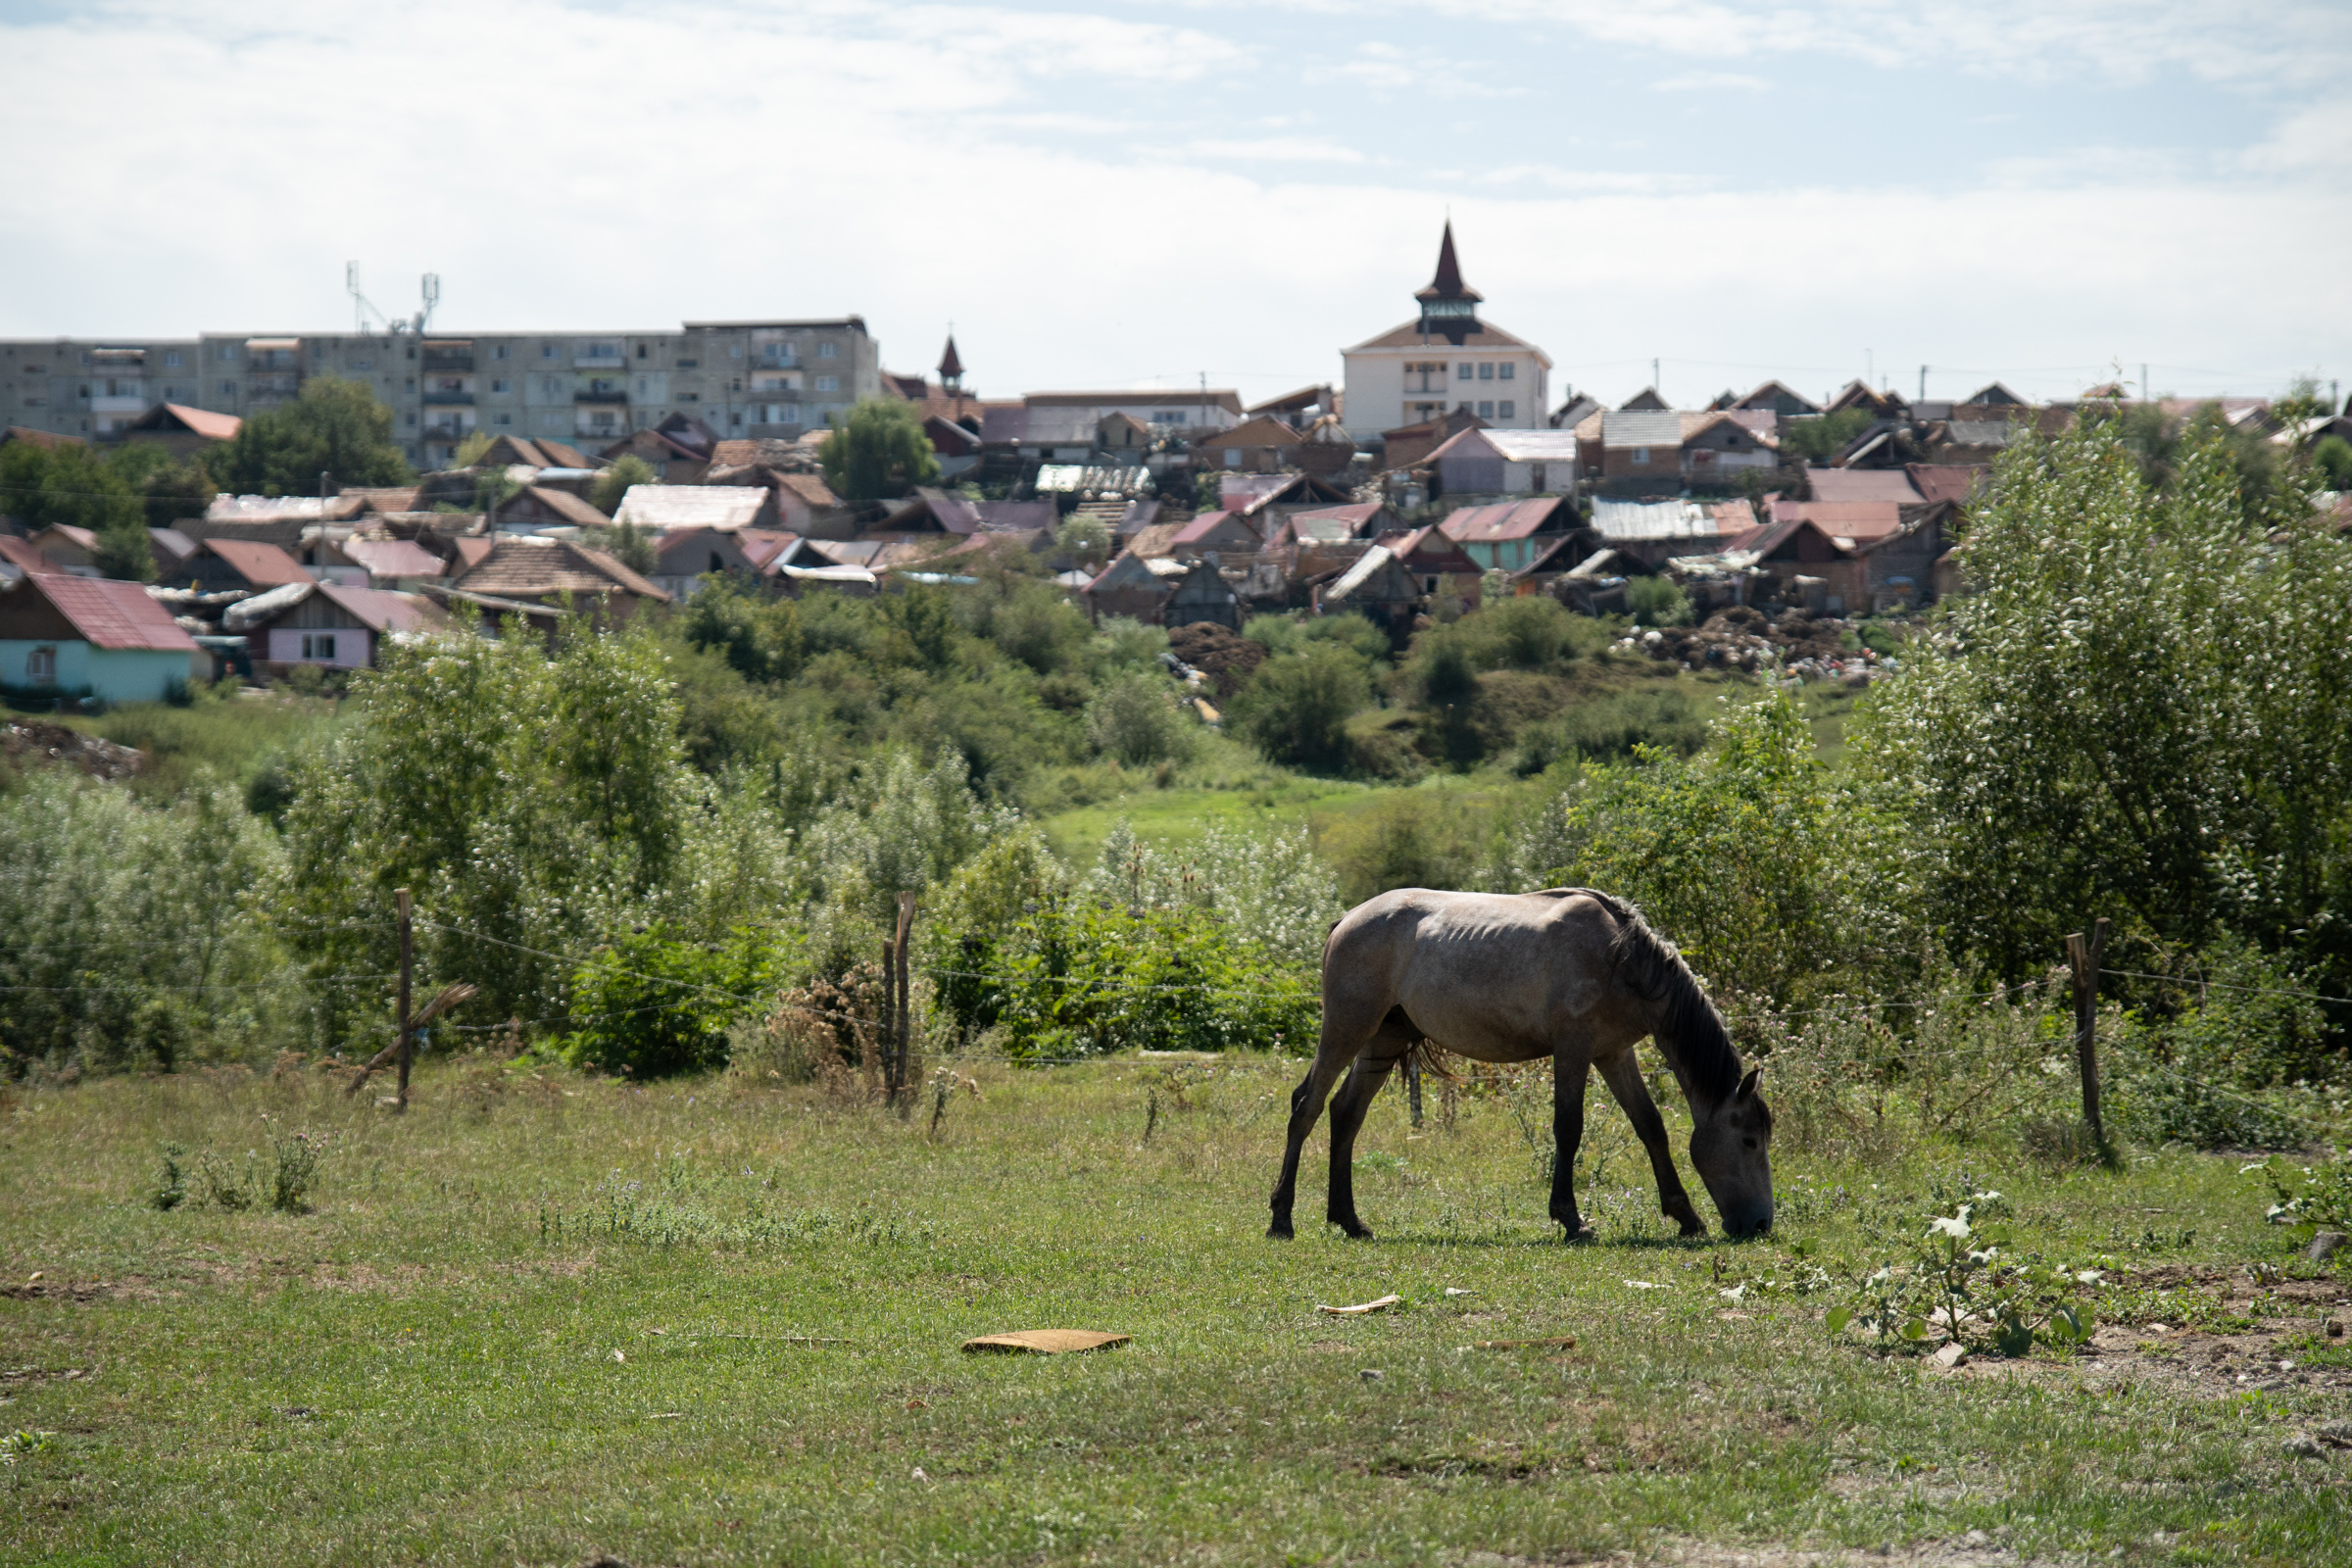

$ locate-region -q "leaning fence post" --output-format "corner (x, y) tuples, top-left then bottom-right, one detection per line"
(2064, 917), (2110, 1151)
(394, 888), (414, 1113)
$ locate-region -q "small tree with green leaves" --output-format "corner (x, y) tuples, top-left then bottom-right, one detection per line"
(589, 454), (656, 516)
(819, 399), (941, 502)
(211, 376), (411, 495)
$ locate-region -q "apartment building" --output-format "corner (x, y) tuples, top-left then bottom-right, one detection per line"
(3, 318), (881, 468)
(1342, 221), (1552, 438)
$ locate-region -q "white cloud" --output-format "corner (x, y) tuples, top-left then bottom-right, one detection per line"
(0, 0), (2343, 408)
(1651, 71), (1769, 92)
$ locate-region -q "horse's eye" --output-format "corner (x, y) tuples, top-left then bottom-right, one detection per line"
(1741, 1138), (1758, 1151)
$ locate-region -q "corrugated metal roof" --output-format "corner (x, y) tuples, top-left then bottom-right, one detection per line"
(28, 574), (200, 652)
(1944, 421), (2016, 446)
(1592, 499), (1715, 541)
(1599, 411), (1684, 450)
(612, 486), (768, 529)
(1441, 497), (1568, 543)
(1326, 546), (1397, 603)
(339, 538), (446, 579)
(1474, 429), (1582, 463)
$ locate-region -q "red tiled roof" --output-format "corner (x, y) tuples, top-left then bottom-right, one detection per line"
(1904, 464), (1990, 506)
(0, 537), (49, 574)
(24, 573), (198, 652)
(203, 538), (315, 587)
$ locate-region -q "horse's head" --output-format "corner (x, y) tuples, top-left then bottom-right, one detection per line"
(1688, 1066), (1773, 1237)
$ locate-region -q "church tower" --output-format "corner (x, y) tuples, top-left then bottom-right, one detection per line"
(938, 333), (964, 394)
(1413, 220), (1483, 343)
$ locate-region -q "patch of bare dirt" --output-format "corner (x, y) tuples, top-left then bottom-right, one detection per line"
(0, 719), (142, 781)
(0, 1281), (116, 1303)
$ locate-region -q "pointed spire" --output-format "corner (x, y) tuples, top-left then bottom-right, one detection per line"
(938, 334), (964, 386)
(1414, 220), (1482, 306)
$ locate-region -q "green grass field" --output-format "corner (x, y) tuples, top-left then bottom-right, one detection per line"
(3, 1055), (2346, 1567)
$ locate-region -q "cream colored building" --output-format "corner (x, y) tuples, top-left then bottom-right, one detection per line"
(1342, 223), (1551, 439)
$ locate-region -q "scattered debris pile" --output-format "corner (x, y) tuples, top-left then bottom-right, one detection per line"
(1616, 607), (1899, 684)
(1166, 621), (1265, 698)
(1, 719), (144, 781)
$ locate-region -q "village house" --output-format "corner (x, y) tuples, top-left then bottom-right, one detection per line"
(1579, 409), (1685, 485)
(1082, 549), (1190, 623)
(147, 527), (198, 574)
(1590, 497), (1755, 569)
(1740, 496), (1949, 612)
(497, 484), (612, 532)
(0, 572), (201, 702)
(1164, 510), (1263, 559)
(1021, 387), (1242, 435)
(1679, 413), (1779, 479)
(1428, 427), (1581, 496)
(649, 526), (830, 600)
(1162, 559), (1242, 630)
(599, 414), (717, 482)
(24, 525), (103, 576)
(1439, 496), (1577, 572)
(177, 538), (316, 595)
(1374, 525), (1484, 607)
(441, 536), (670, 630)
(1343, 223), (1551, 436)
(1314, 545), (1422, 628)
(224, 580), (449, 672)
(1198, 415), (1303, 472)
(115, 402), (241, 459)
(1276, 502), (1398, 546)
(329, 536), (446, 590)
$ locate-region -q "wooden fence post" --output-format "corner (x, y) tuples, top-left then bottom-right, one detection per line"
(1404, 1050), (1424, 1130)
(878, 934), (897, 1104)
(894, 893), (916, 1117)
(2064, 916), (2111, 1150)
(394, 888), (414, 1112)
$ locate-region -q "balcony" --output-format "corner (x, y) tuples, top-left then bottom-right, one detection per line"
(575, 388), (629, 405)
(422, 389), (474, 406)
(421, 348), (475, 373)
(756, 349), (798, 369)
(573, 348), (625, 368)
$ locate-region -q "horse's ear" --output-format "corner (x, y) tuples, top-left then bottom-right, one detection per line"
(1738, 1066), (1762, 1102)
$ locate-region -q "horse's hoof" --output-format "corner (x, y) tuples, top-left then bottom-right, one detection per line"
(1563, 1224), (1595, 1245)
(1333, 1220), (1376, 1241)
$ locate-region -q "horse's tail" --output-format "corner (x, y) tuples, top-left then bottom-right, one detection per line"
(1569, 889), (1742, 1107)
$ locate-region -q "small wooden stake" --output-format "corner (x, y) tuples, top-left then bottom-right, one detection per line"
(2064, 916), (2110, 1150)
(394, 888), (414, 1112)
(894, 893), (915, 1115)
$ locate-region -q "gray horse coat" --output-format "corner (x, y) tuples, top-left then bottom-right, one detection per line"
(1267, 887), (1774, 1242)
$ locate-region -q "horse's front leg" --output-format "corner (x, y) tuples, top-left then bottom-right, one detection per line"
(1549, 1051), (1594, 1243)
(1595, 1050), (1706, 1237)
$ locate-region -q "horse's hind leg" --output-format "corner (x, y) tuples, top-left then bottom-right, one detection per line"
(1324, 1027), (1411, 1240)
(1270, 981), (1397, 1240)
(1595, 1050), (1706, 1237)
(1549, 1053), (1594, 1242)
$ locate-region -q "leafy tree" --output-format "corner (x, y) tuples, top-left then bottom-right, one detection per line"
(1858, 416), (2352, 985)
(1777, 408), (1875, 463)
(1626, 575), (1691, 626)
(103, 443), (215, 531)
(2315, 434), (2352, 491)
(1055, 511), (1109, 568)
(210, 376), (411, 496)
(1085, 672), (1193, 765)
(453, 430), (496, 467)
(680, 572), (808, 683)
(818, 398), (941, 501)
(1229, 642), (1371, 770)
(585, 519), (657, 575)
(1501, 689), (1872, 1004)
(0, 439), (139, 535)
(589, 454), (656, 516)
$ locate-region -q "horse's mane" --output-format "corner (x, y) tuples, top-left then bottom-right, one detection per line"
(1562, 889), (1743, 1108)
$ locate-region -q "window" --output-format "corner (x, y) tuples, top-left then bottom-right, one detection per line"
(814, 375), (838, 393)
(1498, 400), (1515, 420)
(220, 380), (237, 396)
(404, 377), (416, 391)
(1478, 363), (1494, 381)
(730, 411), (743, 426)
(542, 344), (559, 360)
(491, 378), (510, 394)
(494, 413), (512, 427)
(1456, 401), (1472, 414)
(637, 344), (648, 359)
(1478, 401), (1494, 417)
(1456, 363), (1473, 380)
(781, 402), (801, 422)
(405, 345), (416, 360)
(818, 342), (838, 360)
(77, 384), (89, 398)
(730, 344), (743, 360)
(405, 412), (416, 427)
(25, 646), (56, 684)
(542, 377), (559, 395)
(219, 345), (239, 363)
(1633, 446), (1649, 464)
(300, 633), (337, 662)
(164, 351), (182, 368)
(352, 358), (373, 371)
(543, 413), (564, 430)
(1498, 363), (1514, 380)
(492, 345), (509, 360)
(677, 359), (698, 369)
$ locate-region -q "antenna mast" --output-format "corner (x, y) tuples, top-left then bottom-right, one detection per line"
(416, 273), (441, 335)
(347, 262), (395, 335)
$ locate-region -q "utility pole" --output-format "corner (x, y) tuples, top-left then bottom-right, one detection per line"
(2142, 364), (2150, 404)
(1651, 358), (1659, 396)
(394, 888), (414, 1112)
(1919, 365), (1927, 402)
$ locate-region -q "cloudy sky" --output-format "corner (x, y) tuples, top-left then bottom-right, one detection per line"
(3, 0), (2347, 411)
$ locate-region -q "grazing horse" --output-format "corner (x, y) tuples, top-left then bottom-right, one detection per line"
(1268, 888), (1773, 1243)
